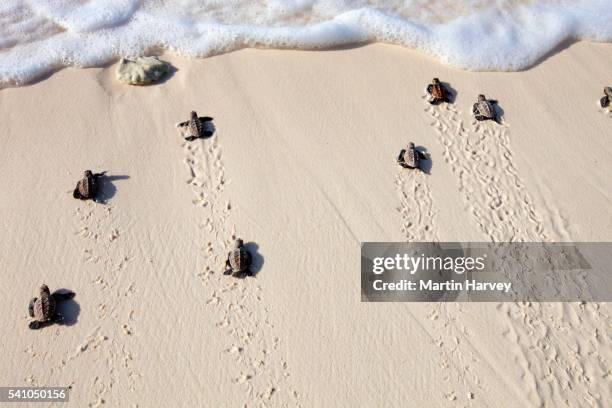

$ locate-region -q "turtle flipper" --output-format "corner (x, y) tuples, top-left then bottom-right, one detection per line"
(223, 258), (233, 275)
(29, 320), (43, 330)
(29, 319), (54, 330)
(28, 298), (37, 318)
(52, 291), (75, 302)
(199, 117), (213, 122)
(397, 149), (406, 164)
(231, 270), (248, 279)
(426, 85), (438, 104)
(397, 149), (411, 168)
(601, 96), (610, 108)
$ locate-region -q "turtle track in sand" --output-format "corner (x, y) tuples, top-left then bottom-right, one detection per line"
(72, 202), (140, 407)
(394, 169), (487, 402)
(424, 99), (547, 242)
(495, 300), (612, 406)
(394, 170), (437, 242)
(391, 103), (494, 402)
(423, 98), (546, 404)
(182, 136), (300, 405)
(424, 98), (611, 407)
(394, 161), (483, 402)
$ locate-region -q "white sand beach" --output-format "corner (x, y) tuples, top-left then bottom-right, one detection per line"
(0, 41), (611, 407)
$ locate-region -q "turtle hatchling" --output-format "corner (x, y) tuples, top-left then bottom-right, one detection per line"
(426, 78), (451, 105)
(472, 94), (499, 123)
(73, 170), (106, 201)
(397, 142), (428, 171)
(176, 111), (214, 141)
(600, 87), (612, 108)
(223, 238), (254, 277)
(28, 284), (75, 330)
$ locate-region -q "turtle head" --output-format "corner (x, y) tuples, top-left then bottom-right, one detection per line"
(478, 94), (486, 102)
(190, 111), (198, 119)
(408, 141), (415, 150)
(39, 284), (50, 296)
(433, 78), (440, 84)
(234, 238), (244, 249)
(605, 87), (612, 98)
(84, 170), (93, 177)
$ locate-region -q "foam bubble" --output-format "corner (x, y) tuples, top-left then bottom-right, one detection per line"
(0, 0), (611, 86)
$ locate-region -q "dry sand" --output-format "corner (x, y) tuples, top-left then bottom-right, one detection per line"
(0, 42), (611, 407)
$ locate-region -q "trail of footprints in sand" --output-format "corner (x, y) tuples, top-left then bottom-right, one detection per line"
(395, 167), (484, 401)
(182, 137), (300, 405)
(418, 99), (527, 403)
(395, 96), (552, 244)
(423, 98), (609, 406)
(425, 99), (547, 242)
(394, 171), (437, 242)
(394, 104), (484, 402)
(71, 203), (140, 407)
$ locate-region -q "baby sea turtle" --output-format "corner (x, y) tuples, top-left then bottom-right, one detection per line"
(397, 142), (428, 171)
(223, 239), (254, 277)
(472, 94), (499, 123)
(73, 170), (106, 201)
(176, 111), (214, 141)
(600, 87), (612, 108)
(28, 284), (75, 330)
(426, 78), (450, 105)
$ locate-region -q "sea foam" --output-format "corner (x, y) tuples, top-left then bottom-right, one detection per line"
(0, 0), (611, 86)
